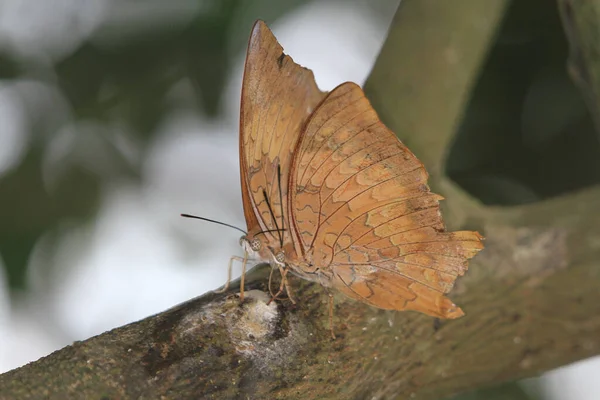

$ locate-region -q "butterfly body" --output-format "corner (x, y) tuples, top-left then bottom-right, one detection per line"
(236, 20), (484, 320)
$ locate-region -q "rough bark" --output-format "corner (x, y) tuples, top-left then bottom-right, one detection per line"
(2, 1), (600, 399)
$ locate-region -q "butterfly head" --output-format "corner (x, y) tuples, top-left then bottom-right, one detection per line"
(239, 234), (273, 260)
(239, 234), (289, 269)
(239, 235), (262, 257)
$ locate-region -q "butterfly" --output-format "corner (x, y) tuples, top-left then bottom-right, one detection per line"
(221, 20), (483, 334)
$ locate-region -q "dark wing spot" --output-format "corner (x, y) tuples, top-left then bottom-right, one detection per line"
(277, 52), (285, 69)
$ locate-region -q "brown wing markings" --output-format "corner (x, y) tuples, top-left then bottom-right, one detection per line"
(246, 33), (278, 162)
(245, 41), (284, 229)
(287, 80), (481, 317)
(335, 236), (483, 273)
(336, 192), (440, 255)
(366, 231), (484, 249)
(331, 236), (475, 262)
(335, 271), (377, 299)
(314, 165), (424, 244)
(335, 270), (377, 300)
(267, 70), (310, 161)
(297, 102), (366, 187)
(248, 59), (307, 233)
(262, 101), (285, 209)
(240, 25), (273, 234)
(295, 83), (364, 163)
(316, 147), (404, 207)
(294, 84), (358, 175)
(297, 142), (405, 249)
(300, 134), (393, 196)
(332, 265), (464, 318)
(356, 210), (443, 248)
(300, 175), (428, 258)
(292, 82), (428, 252)
(338, 244), (483, 263)
(311, 192), (435, 256)
(268, 74), (320, 210)
(298, 102), (374, 187)
(309, 122), (402, 189)
(364, 238), (484, 259)
(335, 209), (439, 256)
(264, 95), (286, 159)
(269, 78), (328, 239)
(393, 253), (470, 276)
(333, 266), (416, 309)
(264, 99), (292, 207)
(350, 261), (456, 294)
(317, 149), (424, 213)
(300, 119), (382, 189)
(335, 257), (465, 277)
(313, 183), (428, 264)
(268, 73), (325, 231)
(242, 21), (327, 243)
(298, 109), (376, 188)
(270, 89), (301, 163)
(254, 43), (289, 168)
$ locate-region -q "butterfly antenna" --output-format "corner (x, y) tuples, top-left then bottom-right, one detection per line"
(256, 228), (286, 236)
(180, 213), (247, 235)
(262, 189), (282, 244)
(277, 165), (285, 247)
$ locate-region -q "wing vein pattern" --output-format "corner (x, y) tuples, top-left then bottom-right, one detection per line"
(239, 21), (326, 248)
(290, 82), (483, 318)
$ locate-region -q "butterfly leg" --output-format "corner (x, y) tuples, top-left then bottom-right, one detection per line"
(283, 269), (297, 304)
(214, 253), (248, 301)
(239, 252), (248, 301)
(267, 265), (290, 305)
(268, 266), (277, 298)
(214, 255), (240, 294)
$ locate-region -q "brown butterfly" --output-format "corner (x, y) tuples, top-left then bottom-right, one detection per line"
(223, 20), (483, 334)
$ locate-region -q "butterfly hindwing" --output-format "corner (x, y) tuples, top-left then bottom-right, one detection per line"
(332, 264), (465, 318)
(289, 82), (483, 317)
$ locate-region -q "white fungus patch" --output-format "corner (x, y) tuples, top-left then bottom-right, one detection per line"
(225, 290), (279, 351)
(191, 290), (310, 376)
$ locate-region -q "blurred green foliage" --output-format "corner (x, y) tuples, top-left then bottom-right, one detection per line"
(447, 0), (600, 205)
(0, 0), (311, 292)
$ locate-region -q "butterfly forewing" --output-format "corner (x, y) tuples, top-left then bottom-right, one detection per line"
(240, 21), (326, 244)
(289, 82), (483, 318)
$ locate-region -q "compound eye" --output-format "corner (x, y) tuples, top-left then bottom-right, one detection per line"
(275, 251), (285, 263)
(251, 239), (261, 251)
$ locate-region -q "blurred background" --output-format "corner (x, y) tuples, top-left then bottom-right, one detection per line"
(0, 1), (598, 399)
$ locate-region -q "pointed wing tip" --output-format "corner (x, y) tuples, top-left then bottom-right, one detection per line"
(442, 305), (465, 319)
(252, 19), (267, 32)
(248, 19), (282, 56)
(251, 20), (274, 41)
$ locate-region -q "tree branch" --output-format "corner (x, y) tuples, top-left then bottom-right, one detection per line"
(558, 0), (600, 134)
(2, 1), (600, 399)
(364, 0), (510, 178)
